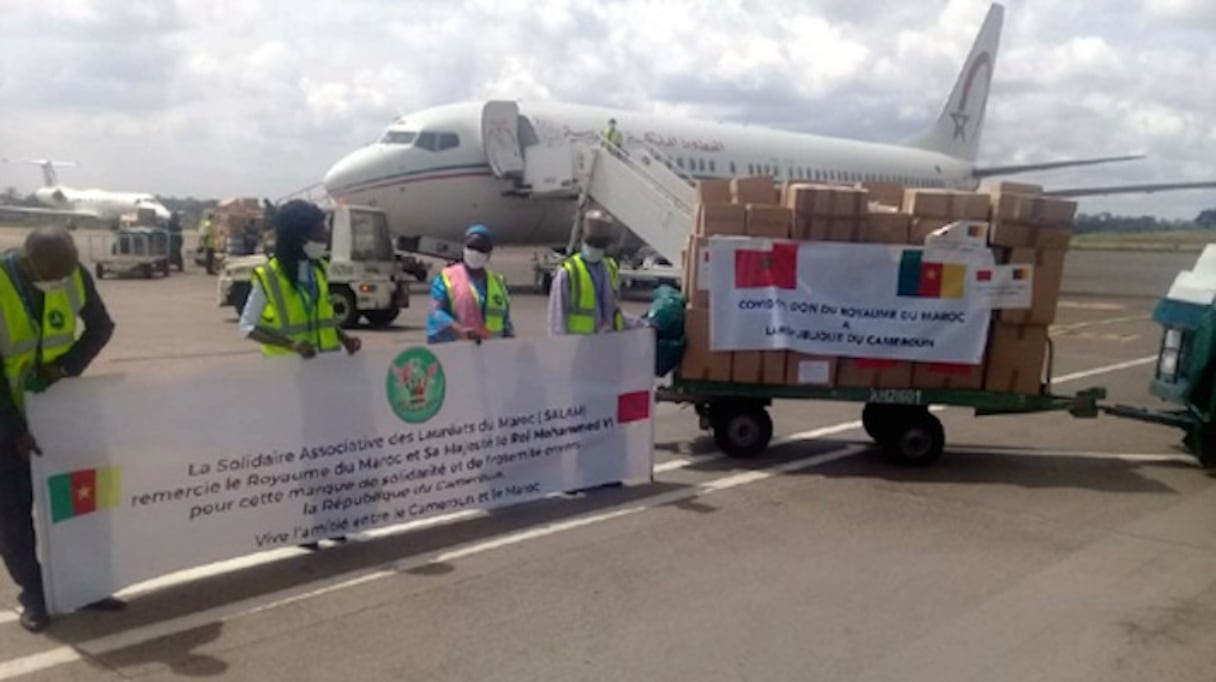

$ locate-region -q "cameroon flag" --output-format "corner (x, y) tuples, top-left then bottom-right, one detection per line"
(897, 250), (966, 299)
(47, 467), (122, 523)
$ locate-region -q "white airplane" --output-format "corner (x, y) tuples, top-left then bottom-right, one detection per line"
(0, 159), (171, 225)
(321, 2), (1215, 251)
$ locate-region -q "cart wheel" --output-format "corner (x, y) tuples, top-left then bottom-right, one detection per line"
(1191, 421), (1216, 469)
(880, 409), (945, 467)
(95, 262), (105, 280)
(160, 260), (171, 277)
(141, 264), (154, 279)
(364, 308), (400, 328)
(329, 286), (359, 329)
(711, 404), (773, 458)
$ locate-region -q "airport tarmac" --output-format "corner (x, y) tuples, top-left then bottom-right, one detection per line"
(0, 227), (1213, 681)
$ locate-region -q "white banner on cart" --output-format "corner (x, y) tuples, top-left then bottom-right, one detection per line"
(708, 238), (997, 364)
(28, 331), (655, 614)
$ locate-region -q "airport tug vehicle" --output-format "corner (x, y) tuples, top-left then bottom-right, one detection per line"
(218, 203), (409, 329)
(1105, 245), (1216, 468)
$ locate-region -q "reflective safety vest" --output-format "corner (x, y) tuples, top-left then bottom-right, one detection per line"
(0, 259), (85, 412)
(561, 254), (624, 335)
(201, 220), (216, 248)
(252, 258), (341, 357)
(602, 126), (623, 148)
(439, 264), (509, 339)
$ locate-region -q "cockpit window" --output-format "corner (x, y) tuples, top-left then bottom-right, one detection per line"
(415, 131), (460, 152)
(380, 130), (417, 145)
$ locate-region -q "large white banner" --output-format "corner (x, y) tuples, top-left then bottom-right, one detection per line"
(27, 331), (655, 614)
(709, 238), (1001, 363)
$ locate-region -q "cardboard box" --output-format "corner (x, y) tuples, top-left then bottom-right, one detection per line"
(988, 221), (1072, 250)
(859, 182), (905, 209)
(904, 189), (991, 221)
(836, 358), (913, 388)
(732, 176), (778, 205)
(745, 205), (793, 238)
(762, 352), (787, 385)
(912, 362), (984, 390)
(732, 352), (763, 384)
(998, 248), (1066, 324)
(984, 323), (1048, 394)
(683, 236), (710, 309)
(860, 212), (911, 244)
(991, 193), (1077, 226)
(697, 204), (747, 237)
(697, 179), (733, 205)
(681, 308), (732, 382)
(787, 185), (866, 241)
(785, 354), (837, 386)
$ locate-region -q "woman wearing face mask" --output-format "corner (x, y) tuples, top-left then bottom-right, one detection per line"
(238, 200), (360, 551)
(239, 200), (362, 359)
(548, 210), (646, 336)
(426, 224), (514, 344)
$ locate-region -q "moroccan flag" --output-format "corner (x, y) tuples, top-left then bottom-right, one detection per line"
(976, 269), (993, 282)
(734, 242), (798, 289)
(617, 391), (651, 424)
(48, 467), (122, 523)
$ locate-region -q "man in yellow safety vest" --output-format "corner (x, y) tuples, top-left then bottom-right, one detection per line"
(427, 225), (514, 344)
(200, 212), (218, 275)
(0, 227), (121, 633)
(601, 118), (624, 155)
(547, 210), (643, 336)
(238, 200), (361, 550)
(546, 211), (648, 494)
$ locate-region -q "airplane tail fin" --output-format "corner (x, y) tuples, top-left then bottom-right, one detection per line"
(904, 3), (1004, 162)
(0, 159), (76, 187)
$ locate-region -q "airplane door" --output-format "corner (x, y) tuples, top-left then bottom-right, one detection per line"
(481, 101), (525, 178)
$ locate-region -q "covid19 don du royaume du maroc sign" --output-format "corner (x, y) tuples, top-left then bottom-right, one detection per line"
(27, 331), (656, 614)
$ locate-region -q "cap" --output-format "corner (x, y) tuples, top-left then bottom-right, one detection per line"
(465, 224), (493, 243)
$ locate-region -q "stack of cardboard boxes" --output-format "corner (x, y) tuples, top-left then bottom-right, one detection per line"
(679, 176), (1077, 395)
(984, 181), (1076, 393)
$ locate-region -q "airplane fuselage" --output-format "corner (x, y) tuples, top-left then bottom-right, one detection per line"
(323, 100), (979, 247)
(32, 186), (170, 222)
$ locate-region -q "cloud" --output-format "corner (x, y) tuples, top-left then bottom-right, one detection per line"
(0, 0), (1211, 220)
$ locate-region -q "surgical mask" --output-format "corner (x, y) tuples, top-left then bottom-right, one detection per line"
(302, 241), (327, 260)
(581, 244), (605, 263)
(33, 277), (70, 294)
(463, 248), (490, 270)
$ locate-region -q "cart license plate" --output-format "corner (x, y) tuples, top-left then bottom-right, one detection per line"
(868, 389), (923, 405)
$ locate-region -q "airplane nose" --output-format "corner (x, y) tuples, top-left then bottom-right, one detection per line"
(323, 145), (394, 198)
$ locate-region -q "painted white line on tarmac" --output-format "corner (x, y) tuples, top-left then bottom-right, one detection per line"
(1050, 314), (1149, 334)
(0, 353), (1161, 680)
(960, 447), (1196, 465)
(0, 612), (15, 625)
(1057, 301), (1127, 311)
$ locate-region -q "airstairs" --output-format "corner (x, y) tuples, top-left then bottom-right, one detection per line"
(482, 102), (698, 274)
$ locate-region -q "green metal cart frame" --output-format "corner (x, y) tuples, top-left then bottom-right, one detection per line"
(657, 342), (1107, 465)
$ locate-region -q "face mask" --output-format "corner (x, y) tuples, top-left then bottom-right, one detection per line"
(463, 248), (490, 270)
(302, 241), (327, 260)
(581, 244), (605, 263)
(33, 277), (70, 294)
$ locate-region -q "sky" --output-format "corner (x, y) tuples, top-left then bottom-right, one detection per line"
(0, 0), (1213, 220)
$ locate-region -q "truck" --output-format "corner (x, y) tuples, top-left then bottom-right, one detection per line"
(217, 204), (409, 328)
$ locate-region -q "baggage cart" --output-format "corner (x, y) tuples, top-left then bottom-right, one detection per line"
(89, 227), (172, 279)
(657, 340), (1107, 466)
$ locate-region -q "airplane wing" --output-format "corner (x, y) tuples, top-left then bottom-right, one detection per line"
(0, 205), (100, 219)
(1044, 181), (1216, 198)
(972, 155), (1146, 178)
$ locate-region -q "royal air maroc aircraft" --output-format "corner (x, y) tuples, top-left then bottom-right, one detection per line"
(319, 3), (1215, 255)
(0, 159), (171, 226)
